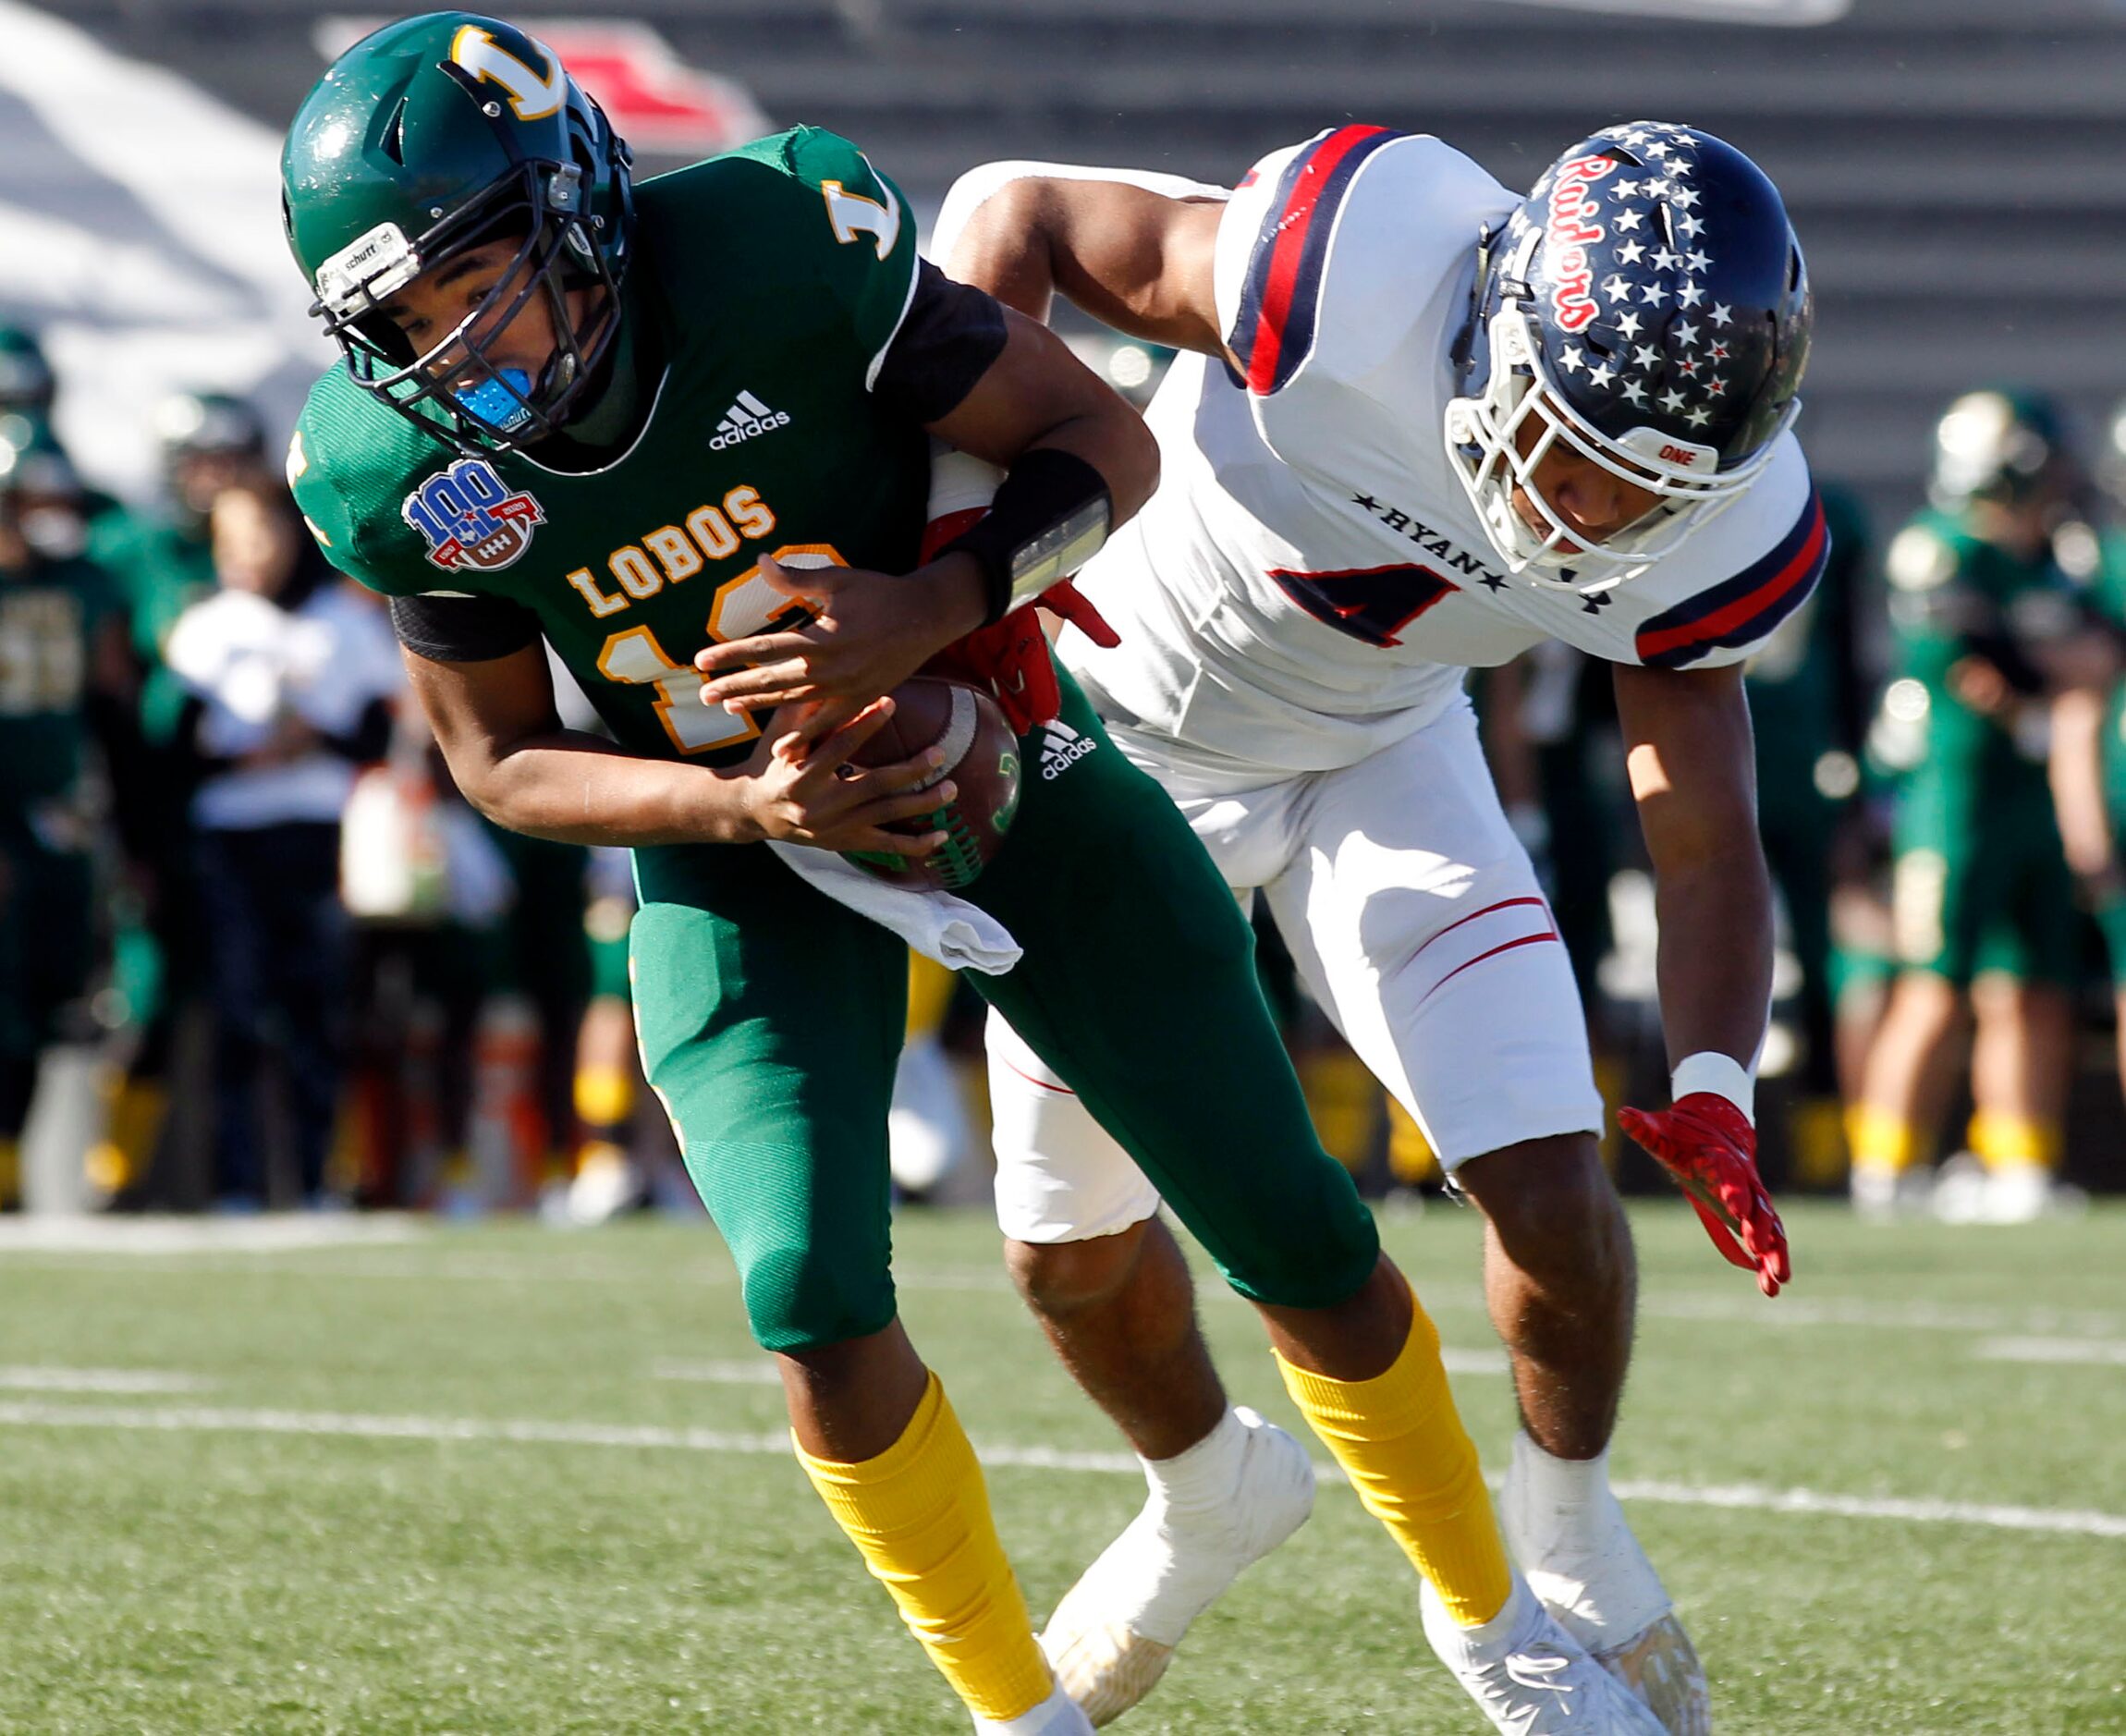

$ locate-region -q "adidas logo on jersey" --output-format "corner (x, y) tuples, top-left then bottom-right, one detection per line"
(1038, 719), (1097, 780)
(708, 390), (792, 451)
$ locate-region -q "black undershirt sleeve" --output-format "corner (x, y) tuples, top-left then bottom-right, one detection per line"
(871, 260), (1010, 425)
(388, 591), (545, 664)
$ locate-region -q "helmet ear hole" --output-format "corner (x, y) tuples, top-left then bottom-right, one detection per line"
(380, 96), (409, 166)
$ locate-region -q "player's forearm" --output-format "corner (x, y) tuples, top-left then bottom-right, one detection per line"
(2047, 684), (2114, 877)
(1650, 844), (1775, 1070)
(455, 729), (759, 849)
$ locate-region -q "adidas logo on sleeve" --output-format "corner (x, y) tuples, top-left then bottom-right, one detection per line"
(708, 389), (792, 450)
(1038, 718), (1098, 779)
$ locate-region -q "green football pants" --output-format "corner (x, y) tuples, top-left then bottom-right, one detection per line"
(630, 672), (1379, 1352)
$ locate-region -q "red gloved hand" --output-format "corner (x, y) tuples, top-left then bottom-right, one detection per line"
(1617, 1092), (1791, 1298)
(918, 509), (1120, 734)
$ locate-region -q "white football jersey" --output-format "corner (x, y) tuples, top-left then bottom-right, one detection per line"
(1058, 127), (1828, 785)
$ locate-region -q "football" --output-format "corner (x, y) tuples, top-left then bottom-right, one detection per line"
(842, 677), (1022, 890)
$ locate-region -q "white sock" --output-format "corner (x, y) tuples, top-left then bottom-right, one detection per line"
(1513, 1430), (1610, 1532)
(1141, 1406), (1248, 1517)
(971, 1677), (1093, 1735)
(1504, 1430), (1671, 1647)
(1430, 1571), (1538, 1664)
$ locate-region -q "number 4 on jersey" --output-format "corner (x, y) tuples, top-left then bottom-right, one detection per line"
(1267, 563), (1458, 649)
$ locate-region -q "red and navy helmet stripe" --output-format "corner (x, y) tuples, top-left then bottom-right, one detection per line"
(1633, 489), (1828, 668)
(1230, 125), (1401, 397)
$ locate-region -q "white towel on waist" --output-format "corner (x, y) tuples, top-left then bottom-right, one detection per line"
(766, 841), (1021, 976)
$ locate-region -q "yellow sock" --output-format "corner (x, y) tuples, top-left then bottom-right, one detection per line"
(573, 1064), (635, 1132)
(1298, 1047), (1383, 1173)
(1386, 1099), (1441, 1187)
(1788, 1095), (1850, 1190)
(1967, 1110), (2059, 1174)
(1846, 1103), (1920, 1176)
(0, 1139), (16, 1208)
(1277, 1301), (1513, 1627)
(796, 1372), (1051, 1721)
(906, 953), (957, 1042)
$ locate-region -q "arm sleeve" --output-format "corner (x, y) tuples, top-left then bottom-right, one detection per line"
(388, 591), (544, 664)
(871, 261), (1008, 425)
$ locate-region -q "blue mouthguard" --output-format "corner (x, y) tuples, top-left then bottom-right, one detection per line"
(455, 368), (536, 433)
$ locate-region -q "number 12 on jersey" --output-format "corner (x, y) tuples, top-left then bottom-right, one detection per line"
(593, 544), (841, 752)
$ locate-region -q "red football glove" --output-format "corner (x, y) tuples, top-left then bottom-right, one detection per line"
(918, 508), (1120, 735)
(1617, 1093), (1791, 1298)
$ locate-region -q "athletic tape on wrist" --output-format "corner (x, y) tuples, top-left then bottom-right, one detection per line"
(938, 447), (1112, 625)
(1670, 1050), (1755, 1122)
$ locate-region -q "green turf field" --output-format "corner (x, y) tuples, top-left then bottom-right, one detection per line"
(0, 1200), (2119, 1734)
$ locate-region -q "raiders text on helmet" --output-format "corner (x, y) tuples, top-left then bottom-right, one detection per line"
(1445, 122), (1812, 590)
(281, 12), (635, 454)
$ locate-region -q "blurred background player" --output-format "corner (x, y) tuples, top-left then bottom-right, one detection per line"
(164, 472), (399, 1209)
(1847, 391), (2105, 1223)
(1742, 483), (1873, 1186)
(87, 389), (274, 1200)
(0, 422), (134, 1204)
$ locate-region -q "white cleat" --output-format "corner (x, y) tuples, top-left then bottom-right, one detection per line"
(1851, 1163), (1935, 1222)
(1502, 1434), (1710, 1736)
(1422, 1574), (1669, 1735)
(1040, 1407), (1314, 1726)
(971, 1678), (1096, 1736)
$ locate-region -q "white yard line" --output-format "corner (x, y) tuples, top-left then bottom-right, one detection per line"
(0, 1216), (425, 1254)
(1973, 1337), (2126, 1367)
(1, 1229), (2119, 1343)
(651, 1360), (785, 1386)
(0, 1366), (208, 1393)
(0, 1398), (2117, 1540)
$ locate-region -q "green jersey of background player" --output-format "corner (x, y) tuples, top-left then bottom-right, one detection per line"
(279, 17), (1601, 1736)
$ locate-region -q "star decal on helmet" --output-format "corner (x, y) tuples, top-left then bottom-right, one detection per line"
(1661, 387), (1688, 412)
(1621, 377), (1649, 405)
(1632, 344), (1661, 368)
(1614, 208), (1645, 232)
(1652, 246), (1680, 271)
(1673, 318), (1701, 347)
(1616, 311), (1643, 337)
(1559, 344), (1587, 373)
(1710, 302), (1734, 327)
(1678, 214), (1707, 239)
(1605, 274), (1634, 303)
(1617, 239), (1647, 265)
(1640, 280), (1668, 306)
(1677, 281), (1705, 308)
(1587, 361), (1618, 389)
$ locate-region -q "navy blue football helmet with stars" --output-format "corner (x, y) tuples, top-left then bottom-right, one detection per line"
(1446, 121), (1812, 591)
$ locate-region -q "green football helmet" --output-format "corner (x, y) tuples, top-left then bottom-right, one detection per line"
(1927, 388), (2071, 513)
(281, 12), (634, 453)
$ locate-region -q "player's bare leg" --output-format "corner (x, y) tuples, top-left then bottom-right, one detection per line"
(1008, 1219), (1316, 1722)
(780, 1322), (1093, 1734)
(1849, 970), (1968, 1217)
(1457, 1135), (1709, 1736)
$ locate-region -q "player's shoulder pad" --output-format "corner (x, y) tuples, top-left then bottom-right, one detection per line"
(1213, 128), (1512, 398)
(286, 365), (458, 600)
(642, 127), (918, 379)
(1602, 434), (1830, 670)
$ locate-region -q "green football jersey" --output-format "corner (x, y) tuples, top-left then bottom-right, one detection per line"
(0, 552), (122, 812)
(87, 506), (215, 746)
(1880, 506), (2077, 806)
(2087, 528), (2126, 820)
(290, 127), (927, 767)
